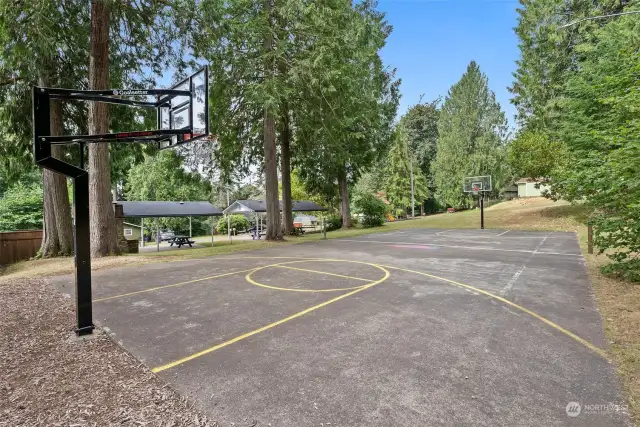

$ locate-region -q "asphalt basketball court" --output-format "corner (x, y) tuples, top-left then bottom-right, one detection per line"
(53, 228), (632, 426)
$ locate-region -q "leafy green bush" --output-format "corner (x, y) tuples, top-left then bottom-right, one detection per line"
(0, 182), (43, 231)
(325, 215), (343, 231)
(601, 259), (640, 283)
(354, 193), (387, 228)
(216, 214), (250, 234)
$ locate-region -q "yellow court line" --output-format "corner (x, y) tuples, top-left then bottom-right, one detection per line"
(152, 264), (391, 373)
(380, 264), (609, 361)
(93, 268), (255, 302)
(274, 265), (372, 282)
(244, 259), (387, 293)
(110, 254), (606, 371)
(217, 257), (609, 361)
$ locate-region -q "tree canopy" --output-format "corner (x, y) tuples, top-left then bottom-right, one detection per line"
(125, 150), (211, 204)
(510, 0), (640, 280)
(433, 61), (508, 208)
(383, 130), (429, 215)
(507, 130), (566, 181)
(398, 98), (440, 180)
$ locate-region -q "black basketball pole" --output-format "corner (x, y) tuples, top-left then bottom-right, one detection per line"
(480, 193), (485, 229)
(73, 172), (94, 335)
(33, 87), (94, 335)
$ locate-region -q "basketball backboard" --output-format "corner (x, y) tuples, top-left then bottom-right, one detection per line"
(463, 175), (492, 193)
(34, 66), (209, 148)
(158, 66), (209, 150)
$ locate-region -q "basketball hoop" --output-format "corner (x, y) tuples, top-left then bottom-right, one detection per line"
(463, 175), (491, 230)
(32, 66), (211, 336)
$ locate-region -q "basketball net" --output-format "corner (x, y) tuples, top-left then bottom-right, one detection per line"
(472, 186), (480, 196)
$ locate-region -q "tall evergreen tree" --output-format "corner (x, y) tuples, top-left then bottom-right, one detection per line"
(197, 0), (398, 232)
(293, 0), (399, 228)
(510, 0), (640, 278)
(0, 1), (89, 256)
(411, 156), (430, 216)
(432, 61), (507, 208)
(383, 130), (429, 215)
(196, 0), (299, 240)
(509, 0), (626, 130)
(556, 12), (640, 279)
(88, 0), (121, 256)
(398, 98), (440, 179)
(87, 0), (194, 255)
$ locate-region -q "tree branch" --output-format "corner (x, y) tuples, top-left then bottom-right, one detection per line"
(0, 76), (23, 87)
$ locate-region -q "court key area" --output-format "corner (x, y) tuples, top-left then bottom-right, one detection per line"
(53, 229), (632, 426)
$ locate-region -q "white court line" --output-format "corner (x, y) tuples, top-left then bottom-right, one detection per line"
(337, 238), (582, 257)
(533, 234), (550, 254)
(497, 230), (510, 236)
(500, 266), (525, 296)
(499, 233), (549, 296)
(435, 229), (452, 235)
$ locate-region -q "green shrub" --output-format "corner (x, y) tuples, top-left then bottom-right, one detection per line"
(325, 215), (343, 231)
(216, 214), (250, 234)
(354, 193), (386, 228)
(0, 182), (43, 231)
(601, 259), (640, 283)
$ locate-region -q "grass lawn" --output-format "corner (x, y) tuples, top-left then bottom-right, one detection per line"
(1, 197), (637, 423)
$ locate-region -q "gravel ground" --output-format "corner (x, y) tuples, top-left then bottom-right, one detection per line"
(0, 278), (217, 427)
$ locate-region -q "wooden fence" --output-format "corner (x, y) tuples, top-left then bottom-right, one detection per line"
(0, 230), (43, 265)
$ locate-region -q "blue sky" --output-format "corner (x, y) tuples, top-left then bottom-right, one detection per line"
(377, 0), (521, 128)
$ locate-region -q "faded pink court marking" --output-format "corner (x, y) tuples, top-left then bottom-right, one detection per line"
(388, 244), (437, 250)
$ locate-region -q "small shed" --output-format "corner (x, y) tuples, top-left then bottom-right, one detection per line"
(122, 222), (143, 241)
(515, 178), (551, 198)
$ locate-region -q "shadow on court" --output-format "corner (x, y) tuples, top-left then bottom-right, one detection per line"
(51, 229), (632, 427)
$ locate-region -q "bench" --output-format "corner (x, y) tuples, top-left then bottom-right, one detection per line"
(250, 228), (267, 240)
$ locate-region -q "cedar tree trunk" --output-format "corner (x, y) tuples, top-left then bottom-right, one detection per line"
(39, 77), (73, 257)
(262, 0), (282, 241)
(88, 0), (120, 257)
(280, 106), (293, 235)
(338, 167), (352, 229)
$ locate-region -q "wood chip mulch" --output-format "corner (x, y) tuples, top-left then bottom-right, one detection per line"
(0, 278), (217, 427)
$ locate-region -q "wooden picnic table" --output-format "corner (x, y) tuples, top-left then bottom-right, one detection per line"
(169, 235), (195, 248)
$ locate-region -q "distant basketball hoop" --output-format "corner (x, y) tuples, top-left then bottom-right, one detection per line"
(463, 175), (492, 230)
